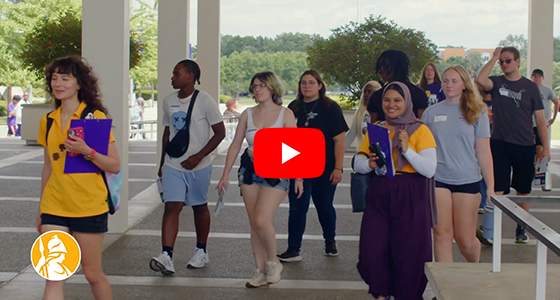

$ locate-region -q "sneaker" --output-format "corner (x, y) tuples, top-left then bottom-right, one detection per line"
(277, 248), (302, 262)
(266, 261), (283, 285)
(245, 269), (267, 288)
(515, 226), (529, 244)
(324, 240), (339, 257)
(478, 208), (484, 214)
(476, 226), (493, 246)
(150, 251), (175, 275)
(187, 247), (209, 269)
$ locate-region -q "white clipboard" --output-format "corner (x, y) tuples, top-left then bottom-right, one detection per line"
(214, 182), (229, 216)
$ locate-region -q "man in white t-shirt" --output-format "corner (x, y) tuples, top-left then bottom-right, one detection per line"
(150, 60), (225, 275)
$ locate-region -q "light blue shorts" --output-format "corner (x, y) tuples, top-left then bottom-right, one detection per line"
(162, 164), (212, 206)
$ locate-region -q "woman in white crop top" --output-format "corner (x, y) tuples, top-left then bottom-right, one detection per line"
(217, 71), (303, 288)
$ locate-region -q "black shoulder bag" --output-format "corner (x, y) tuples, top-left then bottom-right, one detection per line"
(165, 90), (199, 158)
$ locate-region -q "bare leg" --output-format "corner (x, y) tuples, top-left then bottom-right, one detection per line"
(432, 188), (454, 262)
(242, 184), (267, 271)
(73, 232), (112, 300)
(452, 193), (481, 262)
(41, 225), (70, 300)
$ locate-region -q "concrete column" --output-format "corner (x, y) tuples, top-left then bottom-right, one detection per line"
(197, 0), (221, 103)
(528, 0), (554, 87)
(157, 0), (190, 166)
(82, 0), (130, 233)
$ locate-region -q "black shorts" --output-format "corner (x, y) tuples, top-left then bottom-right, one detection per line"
(533, 127), (542, 146)
(435, 181), (480, 194)
(41, 213), (108, 233)
(491, 139), (536, 195)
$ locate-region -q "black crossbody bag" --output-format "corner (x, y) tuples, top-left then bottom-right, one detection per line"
(165, 90), (199, 158)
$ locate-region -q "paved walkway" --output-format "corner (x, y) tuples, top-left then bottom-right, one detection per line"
(0, 138), (558, 299)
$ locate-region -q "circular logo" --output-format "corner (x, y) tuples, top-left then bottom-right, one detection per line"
(30, 230), (81, 281)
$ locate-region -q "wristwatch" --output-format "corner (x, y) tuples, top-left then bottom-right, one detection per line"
(84, 148), (96, 161)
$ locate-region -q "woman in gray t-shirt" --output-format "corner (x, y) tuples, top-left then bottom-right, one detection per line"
(422, 65), (494, 263)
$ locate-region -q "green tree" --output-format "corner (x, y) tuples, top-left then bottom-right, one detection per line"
(553, 62), (560, 89)
(554, 37), (560, 62)
(130, 0), (158, 98)
(498, 34), (528, 58)
(220, 51), (308, 96)
(307, 15), (438, 102)
(21, 5), (143, 78)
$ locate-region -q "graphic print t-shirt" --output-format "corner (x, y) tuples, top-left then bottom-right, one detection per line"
(162, 90), (223, 172)
(488, 76), (543, 146)
(288, 99), (349, 177)
(425, 82), (446, 106)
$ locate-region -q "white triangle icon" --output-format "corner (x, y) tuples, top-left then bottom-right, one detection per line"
(282, 142), (300, 164)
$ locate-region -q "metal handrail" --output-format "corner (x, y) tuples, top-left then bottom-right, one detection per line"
(491, 195), (560, 300)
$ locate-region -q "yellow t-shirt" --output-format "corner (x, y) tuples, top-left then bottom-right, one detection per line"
(358, 124), (436, 174)
(37, 101), (115, 218)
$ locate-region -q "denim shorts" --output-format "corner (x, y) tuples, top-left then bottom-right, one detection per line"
(41, 213), (108, 233)
(162, 164), (212, 206)
(237, 166), (289, 191)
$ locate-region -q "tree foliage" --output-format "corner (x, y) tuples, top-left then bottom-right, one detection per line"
(307, 15), (438, 102)
(220, 33), (318, 57)
(21, 5), (143, 78)
(498, 34), (528, 58)
(220, 50), (308, 96)
(130, 0), (158, 90)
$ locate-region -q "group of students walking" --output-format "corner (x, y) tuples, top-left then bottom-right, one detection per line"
(34, 45), (555, 300)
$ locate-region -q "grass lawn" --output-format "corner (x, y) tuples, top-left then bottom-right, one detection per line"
(0, 116), (5, 126)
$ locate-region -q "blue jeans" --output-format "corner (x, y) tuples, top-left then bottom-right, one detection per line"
(479, 179), (494, 239)
(287, 176), (337, 251)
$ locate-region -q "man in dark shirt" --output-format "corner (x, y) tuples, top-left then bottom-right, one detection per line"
(367, 50), (429, 122)
(475, 46), (550, 244)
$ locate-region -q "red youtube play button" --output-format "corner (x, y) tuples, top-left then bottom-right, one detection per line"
(253, 128), (325, 179)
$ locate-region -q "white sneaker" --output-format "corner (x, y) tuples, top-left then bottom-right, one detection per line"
(149, 251), (175, 275)
(187, 247), (209, 269)
(266, 260), (283, 285)
(245, 269), (267, 288)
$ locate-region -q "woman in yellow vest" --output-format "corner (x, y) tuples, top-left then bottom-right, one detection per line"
(36, 56), (120, 300)
(354, 81), (437, 300)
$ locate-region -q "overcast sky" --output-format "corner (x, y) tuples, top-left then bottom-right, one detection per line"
(136, 0), (560, 49)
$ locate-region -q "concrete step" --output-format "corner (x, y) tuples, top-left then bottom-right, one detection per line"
(425, 263), (560, 300)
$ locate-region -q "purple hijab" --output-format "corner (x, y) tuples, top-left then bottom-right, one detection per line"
(383, 81), (423, 170)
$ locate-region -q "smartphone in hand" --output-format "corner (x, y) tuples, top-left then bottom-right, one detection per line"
(67, 127), (84, 157)
(369, 142), (386, 168)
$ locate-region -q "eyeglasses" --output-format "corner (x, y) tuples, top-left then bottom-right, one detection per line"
(251, 83), (267, 90)
(52, 144), (66, 161)
(301, 81), (318, 86)
(498, 59), (514, 66)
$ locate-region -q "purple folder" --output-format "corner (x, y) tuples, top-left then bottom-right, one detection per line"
(367, 123), (395, 178)
(64, 119), (112, 174)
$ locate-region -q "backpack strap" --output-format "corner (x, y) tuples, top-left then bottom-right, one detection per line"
(45, 105), (98, 146)
(183, 90), (199, 130)
(45, 111), (55, 146)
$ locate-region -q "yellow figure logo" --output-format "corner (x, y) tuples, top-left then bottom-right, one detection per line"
(30, 230), (81, 281)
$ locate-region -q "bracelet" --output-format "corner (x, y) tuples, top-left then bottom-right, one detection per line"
(334, 168), (343, 173)
(295, 179), (303, 182)
(195, 154), (202, 161)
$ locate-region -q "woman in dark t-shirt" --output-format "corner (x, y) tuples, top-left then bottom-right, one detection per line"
(418, 62), (446, 106)
(278, 70), (349, 262)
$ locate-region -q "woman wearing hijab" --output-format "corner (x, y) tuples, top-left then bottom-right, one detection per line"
(353, 82), (437, 300)
(345, 81), (382, 150)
